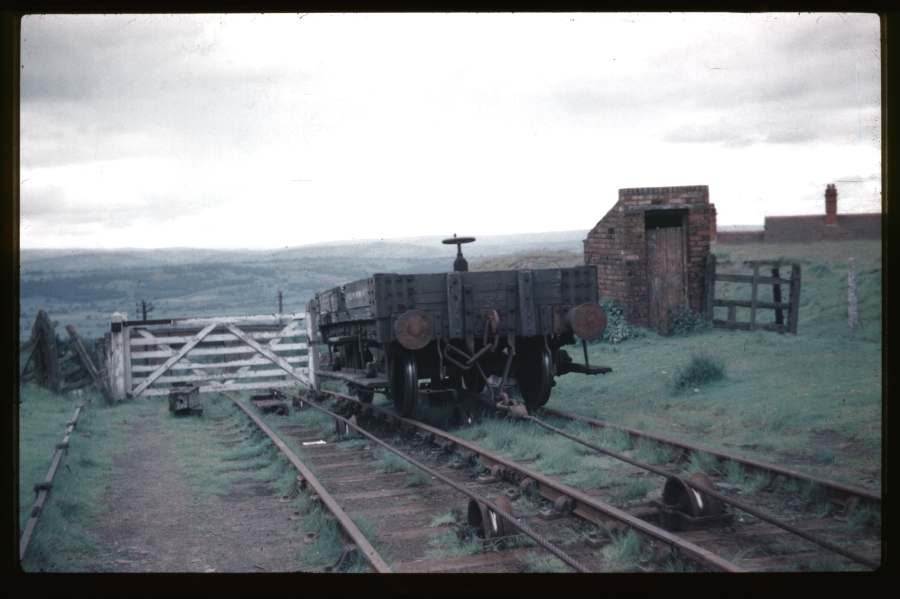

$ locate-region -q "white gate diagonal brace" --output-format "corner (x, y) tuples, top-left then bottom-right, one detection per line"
(135, 328), (212, 379)
(225, 323), (311, 388)
(225, 318), (302, 384)
(131, 323), (217, 398)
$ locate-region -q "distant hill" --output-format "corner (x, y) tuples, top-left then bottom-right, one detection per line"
(18, 230), (589, 340)
(472, 250), (584, 271)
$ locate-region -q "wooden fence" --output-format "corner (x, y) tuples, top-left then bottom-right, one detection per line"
(106, 312), (319, 400)
(704, 256), (801, 334)
(21, 310), (112, 401)
(20, 402), (86, 560)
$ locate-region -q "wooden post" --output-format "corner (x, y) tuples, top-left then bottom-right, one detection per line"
(33, 310), (61, 393)
(848, 258), (859, 334)
(305, 305), (319, 392)
(704, 254), (717, 321)
(788, 264), (801, 334)
(771, 266), (784, 333)
(65, 325), (114, 404)
(749, 265), (759, 330)
(108, 312), (127, 400)
(20, 341), (38, 379)
(122, 324), (133, 397)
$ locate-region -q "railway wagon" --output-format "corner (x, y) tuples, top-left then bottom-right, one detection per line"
(310, 236), (609, 416)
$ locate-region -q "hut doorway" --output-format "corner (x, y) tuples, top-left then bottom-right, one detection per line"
(645, 209), (688, 333)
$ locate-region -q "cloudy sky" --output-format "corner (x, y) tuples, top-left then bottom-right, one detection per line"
(20, 12), (881, 249)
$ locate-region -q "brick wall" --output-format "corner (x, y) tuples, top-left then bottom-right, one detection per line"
(584, 186), (712, 328)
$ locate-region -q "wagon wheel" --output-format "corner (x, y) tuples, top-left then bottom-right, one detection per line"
(516, 345), (554, 410)
(390, 349), (418, 417)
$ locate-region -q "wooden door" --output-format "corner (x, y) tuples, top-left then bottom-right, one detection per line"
(647, 226), (687, 333)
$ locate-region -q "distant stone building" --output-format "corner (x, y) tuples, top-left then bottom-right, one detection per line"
(716, 184), (881, 244)
(583, 186), (714, 333)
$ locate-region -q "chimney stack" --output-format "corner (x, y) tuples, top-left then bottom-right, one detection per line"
(825, 184), (838, 225)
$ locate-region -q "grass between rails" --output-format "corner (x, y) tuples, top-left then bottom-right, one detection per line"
(248, 393), (397, 571)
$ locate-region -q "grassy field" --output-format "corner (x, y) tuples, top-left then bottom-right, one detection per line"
(546, 240), (882, 489)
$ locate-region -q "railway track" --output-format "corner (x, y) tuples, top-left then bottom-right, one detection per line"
(225, 392), (604, 572)
(310, 388), (880, 572)
(539, 407), (881, 510)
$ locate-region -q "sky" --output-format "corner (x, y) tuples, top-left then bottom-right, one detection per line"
(19, 12), (882, 249)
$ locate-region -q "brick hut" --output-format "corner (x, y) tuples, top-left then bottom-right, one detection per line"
(583, 185), (715, 333)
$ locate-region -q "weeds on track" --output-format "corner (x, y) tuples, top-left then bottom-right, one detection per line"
(724, 462), (771, 494)
(846, 504), (880, 534)
(523, 552), (570, 572)
(602, 529), (649, 571)
(684, 451), (722, 477)
(425, 528), (483, 560)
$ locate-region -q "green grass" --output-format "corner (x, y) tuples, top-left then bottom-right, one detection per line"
(602, 529), (649, 571)
(684, 451), (722, 477)
(634, 438), (678, 465)
(430, 510), (459, 528)
(523, 552), (570, 573)
(425, 527), (483, 559)
(659, 553), (700, 572)
(846, 504), (881, 534)
(670, 354), (726, 393)
(18, 384), (89, 531)
(548, 242), (881, 489)
(724, 462), (771, 494)
(615, 477), (654, 503)
(19, 387), (147, 571)
(374, 448), (432, 487)
(562, 456), (608, 489)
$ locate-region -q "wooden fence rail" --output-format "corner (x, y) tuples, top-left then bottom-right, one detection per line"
(19, 402), (86, 561)
(704, 255), (801, 334)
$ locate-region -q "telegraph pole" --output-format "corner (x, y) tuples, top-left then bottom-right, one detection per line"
(135, 300), (154, 321)
(277, 290), (284, 315)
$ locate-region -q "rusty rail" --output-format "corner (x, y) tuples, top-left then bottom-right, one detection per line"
(515, 408), (879, 569)
(541, 408), (881, 507)
(19, 403), (85, 561)
(316, 389), (743, 573)
(223, 393), (392, 573)
(290, 392), (592, 572)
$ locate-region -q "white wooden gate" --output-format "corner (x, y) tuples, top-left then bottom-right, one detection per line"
(106, 312), (318, 399)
